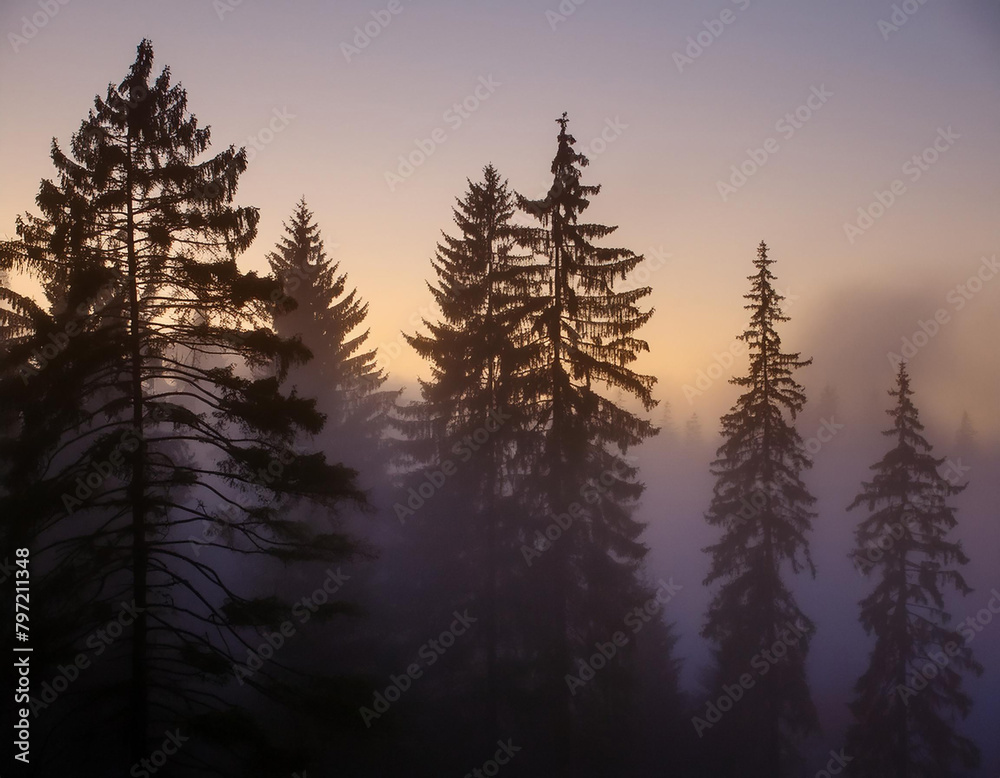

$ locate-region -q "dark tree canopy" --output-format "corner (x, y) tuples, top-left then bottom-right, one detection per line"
(0, 36), (988, 778)
(0, 39), (363, 776)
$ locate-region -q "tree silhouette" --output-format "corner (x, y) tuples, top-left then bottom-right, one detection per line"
(953, 410), (977, 460)
(0, 40), (363, 775)
(700, 241), (816, 777)
(268, 198), (395, 476)
(683, 413), (703, 450)
(391, 165), (539, 757)
(845, 363), (981, 777)
(516, 113), (663, 774)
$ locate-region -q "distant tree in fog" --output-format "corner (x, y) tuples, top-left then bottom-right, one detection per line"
(846, 363), (981, 777)
(699, 241), (817, 777)
(684, 413), (703, 449)
(268, 198), (395, 475)
(953, 410), (978, 460)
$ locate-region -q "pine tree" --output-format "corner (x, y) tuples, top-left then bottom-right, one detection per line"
(516, 113), (662, 773)
(684, 413), (703, 450)
(268, 199), (394, 475)
(0, 40), (363, 775)
(700, 241), (816, 777)
(395, 165), (539, 753)
(953, 410), (977, 460)
(845, 364), (981, 777)
(659, 399), (677, 443)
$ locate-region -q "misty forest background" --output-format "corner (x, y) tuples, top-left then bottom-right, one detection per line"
(1, 40), (998, 778)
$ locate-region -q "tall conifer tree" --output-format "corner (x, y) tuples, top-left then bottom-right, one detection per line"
(395, 165), (539, 752)
(0, 40), (362, 775)
(516, 113), (661, 774)
(700, 241), (816, 777)
(845, 364), (980, 777)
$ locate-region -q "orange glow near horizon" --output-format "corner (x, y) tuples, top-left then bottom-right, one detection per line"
(1, 0), (997, 441)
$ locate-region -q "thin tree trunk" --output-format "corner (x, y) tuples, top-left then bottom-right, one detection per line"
(484, 228), (499, 743)
(549, 207), (573, 777)
(124, 129), (148, 764)
(895, 500), (910, 778)
(761, 325), (781, 778)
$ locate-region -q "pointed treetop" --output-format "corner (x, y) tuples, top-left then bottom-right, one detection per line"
(895, 359), (910, 385)
(755, 241), (772, 267)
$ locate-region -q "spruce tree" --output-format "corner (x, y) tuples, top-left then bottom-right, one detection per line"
(684, 413), (703, 450)
(845, 363), (980, 777)
(395, 164), (539, 755)
(0, 40), (362, 775)
(516, 113), (662, 774)
(268, 198), (394, 474)
(700, 241), (816, 777)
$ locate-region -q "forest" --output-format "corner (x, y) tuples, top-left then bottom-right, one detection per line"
(0, 37), (997, 778)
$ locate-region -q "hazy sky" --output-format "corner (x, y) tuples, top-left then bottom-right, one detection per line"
(2, 2), (999, 771)
(2, 0), (998, 440)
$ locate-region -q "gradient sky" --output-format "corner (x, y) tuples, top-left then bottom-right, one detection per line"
(2, 0), (999, 771)
(2, 0), (998, 439)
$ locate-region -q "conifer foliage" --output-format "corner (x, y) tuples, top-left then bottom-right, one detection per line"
(0, 40), (362, 775)
(2, 34), (991, 778)
(392, 164), (536, 752)
(268, 198), (394, 471)
(515, 113), (663, 772)
(700, 241), (817, 776)
(846, 364), (980, 777)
